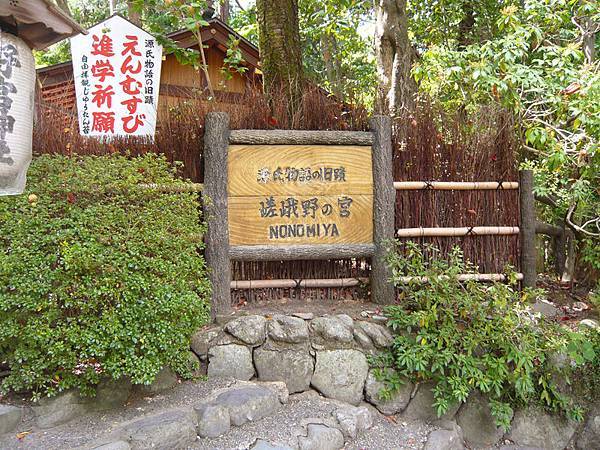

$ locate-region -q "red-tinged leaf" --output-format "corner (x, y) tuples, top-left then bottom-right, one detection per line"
(67, 193), (76, 204)
(268, 116), (278, 126)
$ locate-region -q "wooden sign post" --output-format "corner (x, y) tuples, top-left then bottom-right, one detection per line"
(203, 112), (395, 320)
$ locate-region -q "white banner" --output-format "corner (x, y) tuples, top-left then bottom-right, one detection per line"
(70, 15), (163, 138)
(0, 32), (34, 196)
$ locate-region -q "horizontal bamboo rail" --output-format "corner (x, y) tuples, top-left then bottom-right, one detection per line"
(230, 278), (369, 289)
(135, 181), (521, 194)
(394, 181), (518, 190)
(397, 273), (524, 284)
(397, 226), (519, 238)
(230, 273), (523, 289)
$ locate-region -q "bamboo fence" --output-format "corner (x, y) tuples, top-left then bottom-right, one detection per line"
(34, 94), (520, 303)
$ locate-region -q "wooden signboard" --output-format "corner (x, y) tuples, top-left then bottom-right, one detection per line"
(203, 114), (394, 319)
(228, 145), (373, 246)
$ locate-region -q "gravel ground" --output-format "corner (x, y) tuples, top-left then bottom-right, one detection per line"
(194, 390), (434, 450)
(0, 378), (435, 450)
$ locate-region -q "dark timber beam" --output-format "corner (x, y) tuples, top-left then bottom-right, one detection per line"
(370, 116), (396, 304)
(203, 112), (231, 319)
(519, 170), (536, 289)
(229, 244), (375, 261)
(229, 129), (373, 146)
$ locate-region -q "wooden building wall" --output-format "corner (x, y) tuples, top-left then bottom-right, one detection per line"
(39, 49), (253, 115)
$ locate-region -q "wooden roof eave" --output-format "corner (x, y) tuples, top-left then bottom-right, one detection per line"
(0, 0), (86, 50)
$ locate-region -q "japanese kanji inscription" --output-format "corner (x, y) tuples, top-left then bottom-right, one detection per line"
(228, 145), (374, 246)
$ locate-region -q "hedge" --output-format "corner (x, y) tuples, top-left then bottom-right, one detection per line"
(0, 154), (210, 398)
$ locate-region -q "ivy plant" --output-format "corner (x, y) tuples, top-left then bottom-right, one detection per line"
(374, 241), (595, 430)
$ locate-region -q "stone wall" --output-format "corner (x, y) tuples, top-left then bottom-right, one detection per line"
(192, 313), (392, 405)
(1, 312), (598, 450)
(190, 313), (599, 449)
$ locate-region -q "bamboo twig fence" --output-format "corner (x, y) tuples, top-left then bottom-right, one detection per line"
(138, 180), (529, 280)
(138, 114), (537, 316)
(134, 174), (533, 291)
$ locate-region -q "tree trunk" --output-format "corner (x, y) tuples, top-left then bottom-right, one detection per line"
(582, 16), (596, 64)
(53, 0), (71, 15)
(256, 0), (304, 113)
(220, 0), (230, 23)
(128, 1), (141, 26)
(321, 33), (343, 99)
(561, 230), (576, 286)
(457, 1), (475, 49)
(374, 0), (417, 116)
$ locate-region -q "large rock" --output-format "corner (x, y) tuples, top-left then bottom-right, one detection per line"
(208, 344), (254, 380)
(214, 385), (281, 426)
(251, 439), (295, 450)
(354, 321), (393, 350)
(333, 405), (373, 439)
(267, 315), (309, 344)
(136, 367), (178, 395)
(576, 405), (600, 449)
(190, 327), (220, 358)
(402, 382), (460, 421)
(254, 347), (314, 393)
(117, 409), (197, 450)
(532, 299), (560, 318)
(579, 318), (599, 330)
(298, 423), (344, 450)
(32, 390), (89, 429)
(0, 405), (22, 435)
(364, 369), (412, 415)
(310, 315), (354, 348)
(424, 429), (465, 450)
(311, 349), (368, 405)
(456, 392), (507, 447)
(257, 381), (290, 404)
(91, 378), (132, 411)
(507, 407), (577, 450)
(195, 402), (230, 438)
(225, 315), (267, 346)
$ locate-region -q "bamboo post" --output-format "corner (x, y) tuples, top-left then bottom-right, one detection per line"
(370, 115), (395, 304)
(203, 112), (231, 320)
(519, 170), (536, 289)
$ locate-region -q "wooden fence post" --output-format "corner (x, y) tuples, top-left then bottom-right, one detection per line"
(203, 112), (231, 320)
(519, 169), (536, 289)
(370, 115), (395, 304)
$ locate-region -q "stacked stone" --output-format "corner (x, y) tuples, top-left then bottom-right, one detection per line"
(193, 314), (393, 405)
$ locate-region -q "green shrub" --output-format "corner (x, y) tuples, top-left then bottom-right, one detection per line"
(0, 154), (210, 398)
(375, 242), (595, 430)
